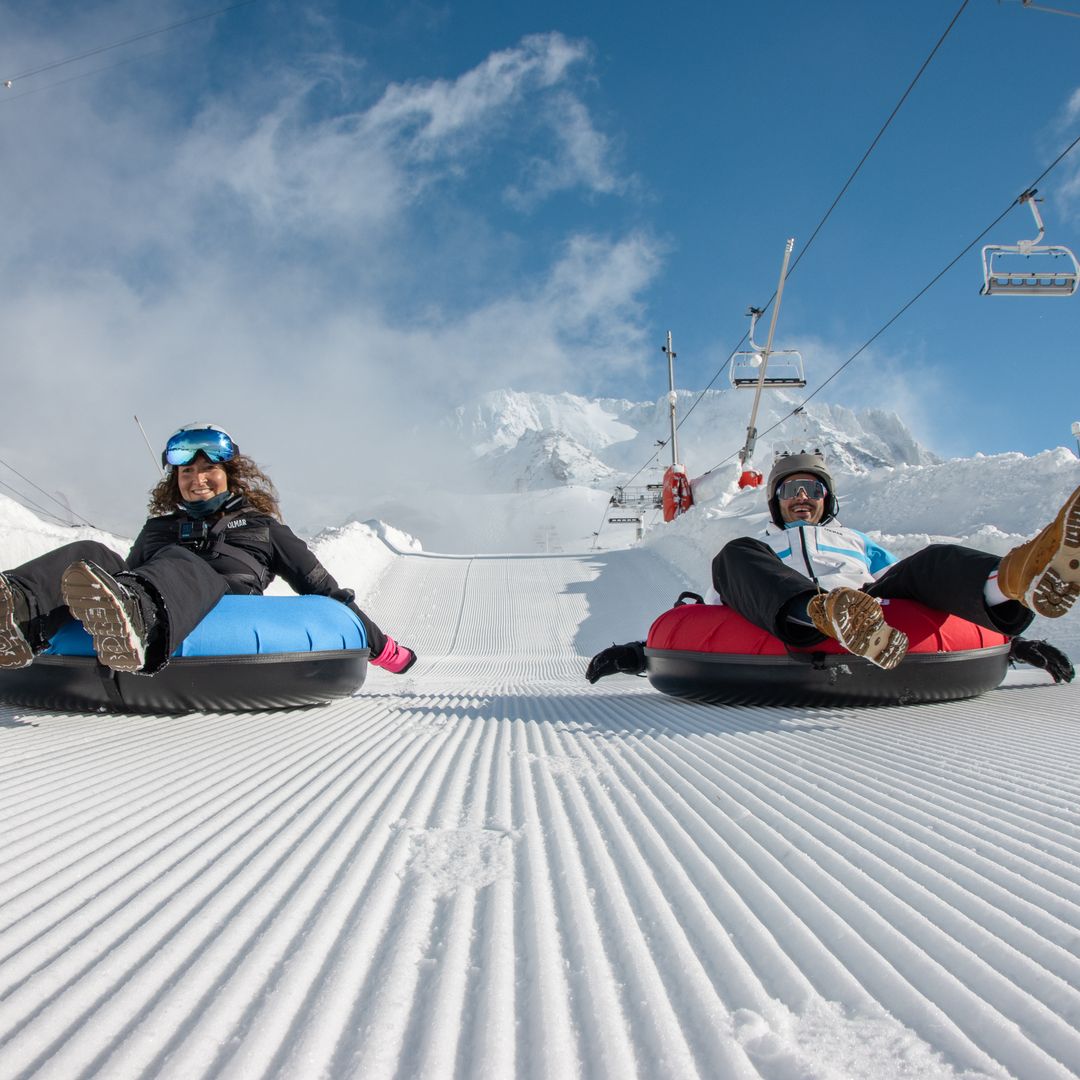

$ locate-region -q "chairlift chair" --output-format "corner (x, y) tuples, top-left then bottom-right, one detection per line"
(981, 190), (1079, 297)
(609, 484), (663, 511)
(730, 305), (807, 388)
(730, 349), (806, 389)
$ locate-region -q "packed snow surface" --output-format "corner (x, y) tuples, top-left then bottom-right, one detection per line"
(1, 442), (1079, 1080)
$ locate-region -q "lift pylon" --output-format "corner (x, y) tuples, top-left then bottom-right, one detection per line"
(737, 238), (797, 489)
(660, 331), (694, 521)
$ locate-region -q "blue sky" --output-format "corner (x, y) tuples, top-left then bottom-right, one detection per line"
(1, 0), (1079, 533)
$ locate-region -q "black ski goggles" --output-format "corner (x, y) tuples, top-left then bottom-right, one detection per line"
(776, 478), (828, 501)
(162, 426), (238, 467)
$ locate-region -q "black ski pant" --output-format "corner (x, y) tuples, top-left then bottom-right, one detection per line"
(711, 538), (1034, 647)
(7, 541), (227, 672)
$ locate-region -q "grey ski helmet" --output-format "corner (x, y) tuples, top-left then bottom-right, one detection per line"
(766, 450), (839, 526)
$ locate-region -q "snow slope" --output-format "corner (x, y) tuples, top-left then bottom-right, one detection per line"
(1, 448), (1080, 1079)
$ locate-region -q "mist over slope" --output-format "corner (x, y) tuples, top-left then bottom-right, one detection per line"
(360, 387), (939, 552)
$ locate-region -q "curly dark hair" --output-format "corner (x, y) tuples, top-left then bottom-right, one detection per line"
(148, 452), (282, 519)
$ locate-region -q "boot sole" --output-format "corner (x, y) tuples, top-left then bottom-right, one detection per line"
(1027, 485), (1080, 619)
(830, 591), (909, 671)
(0, 576), (34, 669)
(61, 561), (146, 673)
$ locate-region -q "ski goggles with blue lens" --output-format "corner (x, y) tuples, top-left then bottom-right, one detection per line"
(162, 425), (238, 467)
(776, 478), (827, 500)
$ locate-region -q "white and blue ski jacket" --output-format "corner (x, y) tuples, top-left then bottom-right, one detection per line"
(706, 520), (898, 602)
(762, 520), (897, 591)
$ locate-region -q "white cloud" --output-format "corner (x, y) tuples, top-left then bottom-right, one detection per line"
(1051, 85), (1080, 220)
(504, 93), (624, 209)
(365, 32), (589, 148)
(177, 100), (408, 240)
(1066, 86), (1080, 123)
(172, 31), (607, 240)
(0, 18), (653, 534)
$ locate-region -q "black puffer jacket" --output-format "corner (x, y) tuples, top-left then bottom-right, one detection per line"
(126, 499), (360, 609)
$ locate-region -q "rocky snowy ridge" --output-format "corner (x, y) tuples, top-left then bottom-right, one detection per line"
(448, 387), (937, 494)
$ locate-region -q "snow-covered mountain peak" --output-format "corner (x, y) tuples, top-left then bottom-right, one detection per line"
(481, 428), (617, 492)
(454, 389), (638, 455)
(452, 387), (938, 499)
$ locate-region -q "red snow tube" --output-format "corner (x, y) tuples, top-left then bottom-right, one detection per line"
(645, 599), (1011, 706)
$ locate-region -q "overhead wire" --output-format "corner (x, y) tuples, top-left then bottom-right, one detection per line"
(1, 1), (260, 85)
(700, 127), (1080, 474)
(0, 475), (90, 530)
(678, 0), (971, 444)
(781, 0), (972, 286)
(0, 44), (181, 105)
(622, 0), (970, 487)
(596, 0), (971, 541)
(0, 456), (98, 528)
(0, 3), (262, 534)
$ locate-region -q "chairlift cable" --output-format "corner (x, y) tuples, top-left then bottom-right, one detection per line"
(785, 0), (972, 284)
(768, 129), (1080, 443)
(2, 0), (260, 85)
(701, 127), (1080, 475)
(683, 0), (970, 428)
(591, 499), (614, 548)
(1022, 130), (1080, 192)
(613, 0), (971, 500)
(0, 45), (180, 105)
(0, 476), (86, 529)
(610, 331), (751, 499)
(666, 333), (749, 435)
(0, 455), (97, 528)
(702, 203), (1022, 473)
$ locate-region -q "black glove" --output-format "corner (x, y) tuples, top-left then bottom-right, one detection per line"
(585, 641), (647, 683)
(1009, 637), (1075, 683)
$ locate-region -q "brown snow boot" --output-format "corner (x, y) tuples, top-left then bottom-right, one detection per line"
(0, 572), (35, 669)
(996, 483), (1080, 619)
(61, 561), (151, 673)
(807, 587), (909, 670)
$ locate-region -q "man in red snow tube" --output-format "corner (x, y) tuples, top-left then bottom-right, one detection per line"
(587, 451), (1076, 685)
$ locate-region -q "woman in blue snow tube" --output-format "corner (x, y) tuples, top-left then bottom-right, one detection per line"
(0, 422), (416, 678)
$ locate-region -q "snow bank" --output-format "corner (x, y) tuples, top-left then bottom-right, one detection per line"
(0, 493), (128, 569)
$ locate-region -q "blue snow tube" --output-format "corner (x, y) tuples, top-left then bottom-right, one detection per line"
(0, 595), (370, 713)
